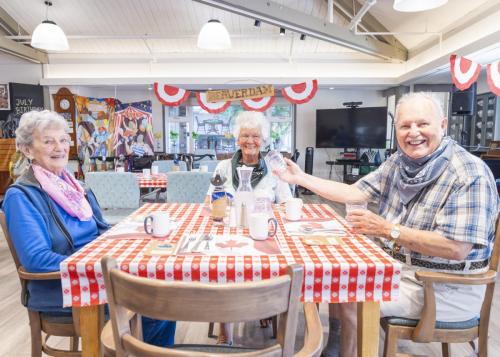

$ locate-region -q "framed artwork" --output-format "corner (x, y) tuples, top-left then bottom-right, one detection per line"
(0, 84), (10, 110)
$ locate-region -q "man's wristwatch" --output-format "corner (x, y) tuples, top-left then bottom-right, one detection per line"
(389, 224), (401, 240)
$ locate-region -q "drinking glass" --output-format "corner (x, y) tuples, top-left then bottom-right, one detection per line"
(265, 150), (287, 174)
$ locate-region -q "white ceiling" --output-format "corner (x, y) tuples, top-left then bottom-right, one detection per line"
(0, 0), (498, 86)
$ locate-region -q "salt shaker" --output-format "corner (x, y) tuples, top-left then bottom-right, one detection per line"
(240, 202), (248, 228)
(229, 201), (237, 228)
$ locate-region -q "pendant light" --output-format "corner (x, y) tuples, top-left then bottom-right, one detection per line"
(31, 1), (69, 51)
(197, 19), (231, 50)
(393, 0), (448, 12)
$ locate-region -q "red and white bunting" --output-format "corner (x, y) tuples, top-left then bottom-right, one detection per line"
(153, 83), (190, 106)
(487, 60), (500, 96)
(450, 55), (481, 91)
(281, 79), (318, 104)
(240, 96), (275, 112)
(195, 92), (231, 114)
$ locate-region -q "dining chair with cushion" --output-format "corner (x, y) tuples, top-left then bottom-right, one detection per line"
(0, 211), (81, 357)
(152, 160), (188, 173)
(193, 159), (219, 172)
(166, 171), (213, 203)
(84, 172), (140, 225)
(100, 256), (323, 357)
(381, 218), (500, 357)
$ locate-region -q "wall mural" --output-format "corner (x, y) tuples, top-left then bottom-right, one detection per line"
(75, 96), (116, 159)
(113, 100), (155, 157)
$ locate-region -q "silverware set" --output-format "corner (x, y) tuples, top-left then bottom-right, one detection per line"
(180, 233), (214, 253)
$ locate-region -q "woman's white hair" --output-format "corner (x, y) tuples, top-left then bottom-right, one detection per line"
(15, 110), (68, 149)
(232, 111), (270, 143)
(395, 92), (445, 122)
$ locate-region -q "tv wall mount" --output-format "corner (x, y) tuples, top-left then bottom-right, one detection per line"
(343, 101), (362, 108)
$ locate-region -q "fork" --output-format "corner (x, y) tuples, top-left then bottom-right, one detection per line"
(204, 235), (214, 250)
(180, 233), (198, 252)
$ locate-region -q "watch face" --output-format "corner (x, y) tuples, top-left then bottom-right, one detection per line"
(60, 98), (70, 110)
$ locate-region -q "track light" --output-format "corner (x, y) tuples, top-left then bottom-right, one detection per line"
(300, 34), (306, 40)
(254, 19), (261, 27)
(279, 27), (285, 36)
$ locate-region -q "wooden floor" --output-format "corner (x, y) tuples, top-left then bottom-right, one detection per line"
(0, 193), (499, 356)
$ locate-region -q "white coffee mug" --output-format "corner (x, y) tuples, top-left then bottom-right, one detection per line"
(200, 165), (209, 173)
(285, 198), (303, 221)
(143, 168), (151, 178)
(249, 213), (278, 241)
(151, 165), (159, 175)
(144, 212), (171, 237)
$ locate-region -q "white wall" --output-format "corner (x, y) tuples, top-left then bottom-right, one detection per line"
(295, 88), (386, 180)
(0, 63), (42, 84)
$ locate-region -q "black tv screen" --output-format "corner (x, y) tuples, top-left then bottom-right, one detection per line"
(316, 107), (388, 148)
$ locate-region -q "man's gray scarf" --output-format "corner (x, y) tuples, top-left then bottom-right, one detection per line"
(396, 136), (454, 205)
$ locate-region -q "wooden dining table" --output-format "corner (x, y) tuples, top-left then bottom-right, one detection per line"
(60, 203), (401, 357)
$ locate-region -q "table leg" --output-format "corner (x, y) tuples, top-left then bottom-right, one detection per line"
(357, 301), (380, 357)
(78, 305), (101, 357)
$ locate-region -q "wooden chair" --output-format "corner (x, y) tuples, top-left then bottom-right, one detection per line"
(0, 210), (81, 357)
(381, 218), (500, 357)
(100, 256), (323, 357)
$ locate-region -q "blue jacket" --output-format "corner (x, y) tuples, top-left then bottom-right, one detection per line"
(2, 168), (110, 311)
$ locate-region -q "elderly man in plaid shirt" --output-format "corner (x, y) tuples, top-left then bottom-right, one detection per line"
(277, 92), (499, 357)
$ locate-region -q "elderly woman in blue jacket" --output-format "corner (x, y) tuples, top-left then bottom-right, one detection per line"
(2, 110), (175, 346)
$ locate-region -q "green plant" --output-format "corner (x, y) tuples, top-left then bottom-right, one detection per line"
(271, 131), (281, 141)
(191, 131), (199, 140)
(169, 130), (179, 140)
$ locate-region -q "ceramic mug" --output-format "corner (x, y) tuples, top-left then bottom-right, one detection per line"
(151, 165), (159, 175)
(144, 212), (171, 237)
(142, 168), (151, 179)
(249, 212), (278, 241)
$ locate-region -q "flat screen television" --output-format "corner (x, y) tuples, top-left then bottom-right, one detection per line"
(316, 107), (388, 148)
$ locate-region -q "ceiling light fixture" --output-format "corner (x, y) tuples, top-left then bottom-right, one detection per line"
(197, 19), (231, 50)
(279, 27), (286, 36)
(31, 1), (69, 51)
(393, 0), (448, 12)
(254, 19), (261, 27)
(300, 34), (306, 40)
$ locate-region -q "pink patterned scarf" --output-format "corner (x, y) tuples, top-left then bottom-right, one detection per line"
(32, 164), (93, 221)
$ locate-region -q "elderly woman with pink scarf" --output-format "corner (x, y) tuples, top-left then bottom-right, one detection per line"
(1, 110), (175, 347)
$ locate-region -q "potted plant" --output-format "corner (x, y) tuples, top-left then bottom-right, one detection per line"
(169, 130), (179, 152)
(191, 131), (199, 150)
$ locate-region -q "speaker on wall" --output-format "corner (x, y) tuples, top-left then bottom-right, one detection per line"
(302, 147), (314, 195)
(451, 83), (476, 115)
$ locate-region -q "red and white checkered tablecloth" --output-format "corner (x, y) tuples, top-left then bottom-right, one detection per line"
(135, 173), (168, 188)
(60, 203), (401, 307)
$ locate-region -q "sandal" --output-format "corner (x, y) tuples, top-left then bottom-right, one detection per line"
(259, 317), (272, 328)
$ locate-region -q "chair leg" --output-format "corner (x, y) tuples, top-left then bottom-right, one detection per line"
(272, 316), (278, 339)
(382, 325), (398, 357)
(70, 336), (79, 352)
(208, 322), (217, 338)
(28, 310), (43, 357)
(441, 343), (450, 357)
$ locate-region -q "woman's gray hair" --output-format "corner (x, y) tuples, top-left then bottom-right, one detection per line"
(395, 92), (445, 122)
(232, 111), (270, 143)
(15, 110), (68, 149)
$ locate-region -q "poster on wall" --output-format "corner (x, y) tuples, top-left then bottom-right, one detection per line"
(0, 84), (10, 110)
(0, 83), (44, 139)
(113, 101), (155, 157)
(75, 96), (116, 159)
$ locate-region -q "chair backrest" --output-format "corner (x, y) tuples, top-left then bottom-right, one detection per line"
(152, 160), (188, 173)
(479, 217), (500, 329)
(85, 172), (140, 209)
(0, 210), (21, 271)
(166, 171), (212, 203)
(102, 256), (303, 357)
(193, 159), (218, 172)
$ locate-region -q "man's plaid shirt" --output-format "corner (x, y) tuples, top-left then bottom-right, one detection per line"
(355, 141), (499, 264)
